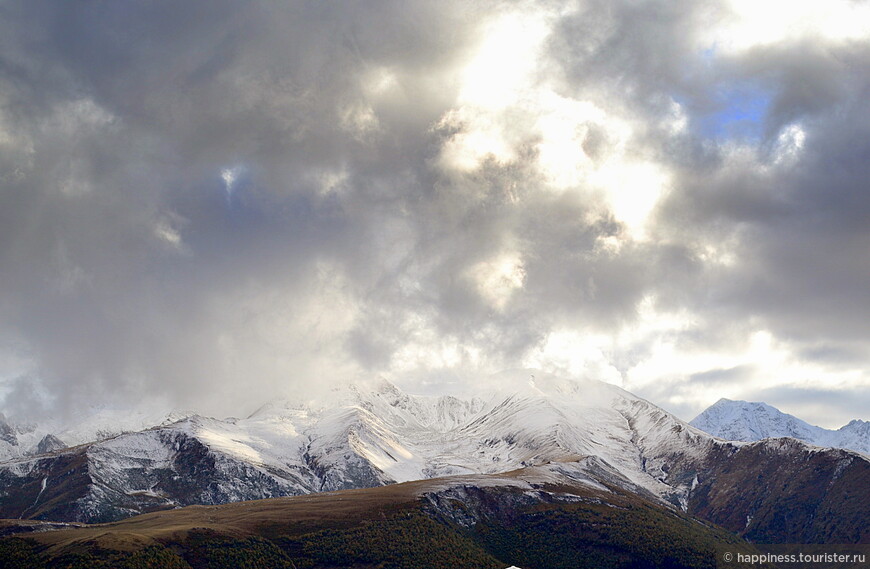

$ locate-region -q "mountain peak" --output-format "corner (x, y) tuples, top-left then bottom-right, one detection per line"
(372, 377), (402, 394)
(691, 399), (869, 455)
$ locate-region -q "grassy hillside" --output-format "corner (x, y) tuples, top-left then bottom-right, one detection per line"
(689, 441), (870, 544)
(0, 469), (770, 569)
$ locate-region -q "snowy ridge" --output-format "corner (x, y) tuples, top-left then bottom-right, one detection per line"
(690, 399), (869, 455)
(0, 408), (196, 462)
(5, 371), (864, 524)
(0, 414), (47, 462)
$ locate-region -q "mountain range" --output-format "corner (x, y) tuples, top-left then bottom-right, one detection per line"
(0, 370), (867, 566)
(690, 398), (870, 455)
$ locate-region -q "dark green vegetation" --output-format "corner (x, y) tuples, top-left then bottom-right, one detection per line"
(0, 515), (503, 569)
(0, 538), (189, 569)
(0, 468), (772, 569)
(277, 513), (504, 568)
(688, 439), (870, 544)
(475, 500), (745, 569)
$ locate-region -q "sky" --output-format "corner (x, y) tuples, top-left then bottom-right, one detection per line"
(1, 0), (869, 429)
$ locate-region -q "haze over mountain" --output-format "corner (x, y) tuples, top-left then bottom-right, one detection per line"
(690, 398), (870, 455)
(0, 408), (194, 463)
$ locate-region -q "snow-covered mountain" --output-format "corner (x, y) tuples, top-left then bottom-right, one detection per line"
(0, 414), (50, 462)
(1, 371), (867, 544)
(0, 372), (712, 521)
(0, 408), (195, 462)
(690, 398), (870, 455)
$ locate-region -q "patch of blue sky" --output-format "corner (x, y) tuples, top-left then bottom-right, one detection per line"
(673, 69), (772, 143)
(700, 44), (718, 62)
(674, 43), (773, 142)
(699, 85), (771, 141)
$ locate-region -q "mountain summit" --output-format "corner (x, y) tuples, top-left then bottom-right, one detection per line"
(690, 398), (869, 455)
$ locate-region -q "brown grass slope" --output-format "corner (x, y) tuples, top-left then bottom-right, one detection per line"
(0, 465), (771, 569)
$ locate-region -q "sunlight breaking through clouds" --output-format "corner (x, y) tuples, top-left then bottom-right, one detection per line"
(0, 0), (868, 429)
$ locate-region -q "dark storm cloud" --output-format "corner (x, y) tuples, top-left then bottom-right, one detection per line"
(0, 0), (488, 418)
(657, 42), (870, 346)
(0, 0), (868, 423)
(1, 0), (638, 417)
(549, 2), (870, 331)
(539, 0), (870, 423)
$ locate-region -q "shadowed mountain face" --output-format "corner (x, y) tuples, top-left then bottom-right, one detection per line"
(686, 439), (870, 544)
(0, 374), (867, 546)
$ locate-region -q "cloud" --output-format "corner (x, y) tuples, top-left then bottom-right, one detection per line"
(744, 385), (870, 430)
(689, 365), (756, 386)
(0, 0), (868, 427)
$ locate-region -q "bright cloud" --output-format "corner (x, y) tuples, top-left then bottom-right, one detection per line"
(467, 252), (526, 311)
(715, 0), (870, 52)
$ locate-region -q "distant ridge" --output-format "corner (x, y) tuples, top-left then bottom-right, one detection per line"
(690, 398), (869, 455)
